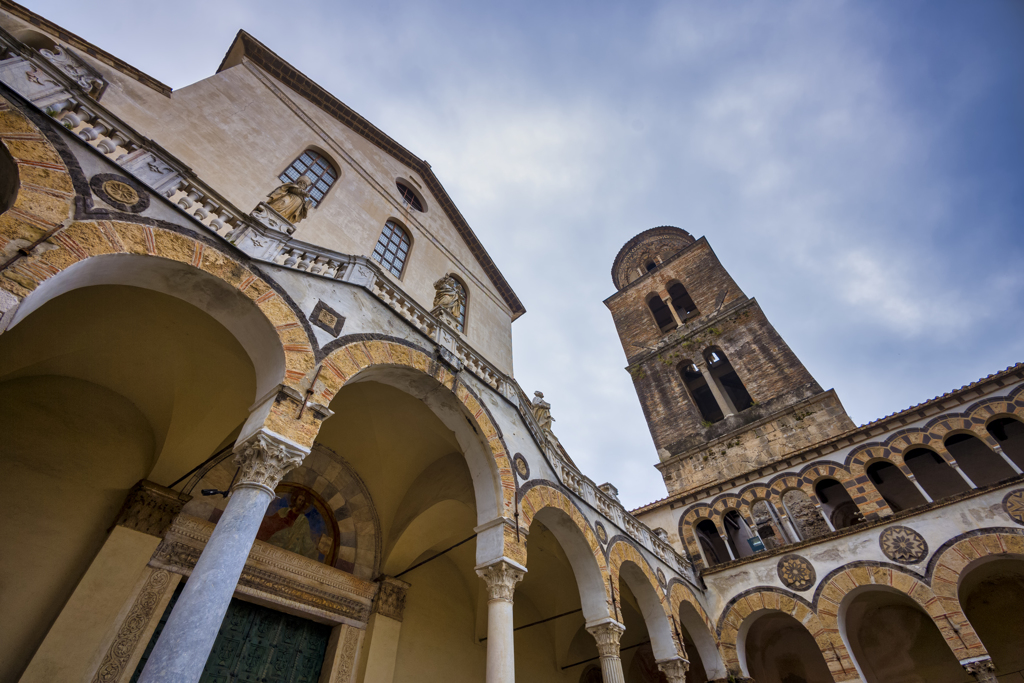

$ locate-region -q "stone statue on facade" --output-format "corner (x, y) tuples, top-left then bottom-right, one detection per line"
(531, 391), (555, 435)
(266, 175), (313, 224)
(432, 275), (463, 320)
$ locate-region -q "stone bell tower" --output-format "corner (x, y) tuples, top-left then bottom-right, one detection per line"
(604, 226), (855, 496)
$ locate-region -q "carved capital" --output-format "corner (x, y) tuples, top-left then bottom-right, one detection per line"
(112, 480), (191, 537)
(476, 560), (525, 603)
(233, 431), (308, 495)
(964, 659), (997, 683)
(657, 658), (689, 683)
(374, 576), (411, 621)
(586, 619), (625, 659)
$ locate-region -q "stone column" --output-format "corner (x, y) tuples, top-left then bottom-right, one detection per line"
(720, 533), (737, 561)
(992, 444), (1024, 475)
(951, 462), (979, 489)
(361, 576), (411, 683)
(779, 511), (802, 542)
(697, 361), (737, 417)
(476, 559), (525, 683)
(586, 618), (627, 683)
(137, 432), (307, 683)
(656, 657), (689, 683)
(905, 472), (933, 503)
(662, 294), (685, 328)
(814, 503), (836, 532)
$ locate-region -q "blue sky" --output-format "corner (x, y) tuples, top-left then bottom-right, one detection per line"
(31, 0), (1024, 509)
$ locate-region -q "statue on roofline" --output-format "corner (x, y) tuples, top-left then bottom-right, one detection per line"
(266, 175), (313, 224)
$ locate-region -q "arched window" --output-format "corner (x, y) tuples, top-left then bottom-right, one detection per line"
(647, 294), (676, 333)
(695, 520), (729, 566)
(372, 220), (411, 277)
(679, 361), (724, 424)
(450, 276), (468, 332)
(279, 150), (337, 208)
(988, 417), (1024, 470)
(814, 478), (861, 529)
(667, 281), (698, 320)
(704, 349), (753, 412)
(867, 461), (926, 512)
(904, 448), (970, 500)
(396, 181), (424, 212)
(944, 433), (1016, 486)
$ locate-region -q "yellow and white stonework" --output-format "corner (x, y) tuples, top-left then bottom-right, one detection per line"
(0, 4), (1020, 683)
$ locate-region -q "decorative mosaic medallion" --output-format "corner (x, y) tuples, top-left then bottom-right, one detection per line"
(879, 526), (929, 564)
(595, 521), (608, 545)
(90, 173), (149, 213)
(777, 554), (816, 591)
(512, 453), (530, 480)
(1003, 489), (1024, 526)
(309, 300), (345, 337)
(656, 567), (667, 588)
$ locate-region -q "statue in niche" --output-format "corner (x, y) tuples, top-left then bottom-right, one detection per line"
(266, 175), (313, 224)
(432, 275), (463, 319)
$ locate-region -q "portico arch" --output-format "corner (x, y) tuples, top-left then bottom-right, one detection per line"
(668, 581), (726, 680)
(607, 540), (680, 662)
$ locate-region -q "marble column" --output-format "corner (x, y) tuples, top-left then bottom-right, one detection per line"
(587, 618), (627, 683)
(137, 431), (307, 683)
(992, 444), (1023, 475)
(905, 473), (934, 503)
(657, 657), (689, 683)
(476, 559), (525, 683)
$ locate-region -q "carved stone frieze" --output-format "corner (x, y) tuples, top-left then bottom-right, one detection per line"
(373, 576), (411, 621)
(91, 569), (173, 683)
(476, 560), (525, 603)
(333, 625), (362, 683)
(111, 480), (191, 538)
(38, 45), (105, 96)
(233, 431), (308, 493)
(151, 515), (374, 625)
(586, 620), (625, 658)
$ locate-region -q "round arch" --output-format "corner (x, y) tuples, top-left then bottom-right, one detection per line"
(607, 540), (679, 661)
(518, 486), (613, 623)
(669, 581), (726, 680)
(314, 338), (516, 526)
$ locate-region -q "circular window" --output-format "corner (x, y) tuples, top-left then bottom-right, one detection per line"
(396, 181), (424, 212)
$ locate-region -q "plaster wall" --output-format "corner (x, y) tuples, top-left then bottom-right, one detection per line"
(22, 26), (517, 374)
(699, 484), (1021, 621)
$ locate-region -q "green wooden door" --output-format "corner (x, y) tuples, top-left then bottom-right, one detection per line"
(132, 584), (331, 683)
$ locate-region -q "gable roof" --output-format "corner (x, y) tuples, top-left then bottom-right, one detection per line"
(218, 31), (525, 319)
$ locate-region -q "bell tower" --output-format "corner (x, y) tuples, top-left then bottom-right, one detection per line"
(604, 226), (854, 496)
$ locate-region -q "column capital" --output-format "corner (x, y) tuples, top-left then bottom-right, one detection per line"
(112, 480), (191, 538)
(232, 430), (309, 495)
(656, 657), (689, 683)
(963, 658), (997, 682)
(476, 559), (526, 603)
(373, 576), (412, 622)
(586, 618), (626, 658)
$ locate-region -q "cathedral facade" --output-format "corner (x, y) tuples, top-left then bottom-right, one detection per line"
(0, 3), (1020, 683)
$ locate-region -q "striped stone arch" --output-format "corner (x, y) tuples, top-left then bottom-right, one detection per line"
(679, 503), (715, 560)
(708, 493), (751, 530)
(668, 580), (727, 679)
(314, 338), (517, 525)
(928, 530), (1024, 656)
(846, 443), (895, 476)
(607, 539), (684, 659)
(814, 562), (986, 664)
(518, 483), (610, 589)
(800, 459), (892, 520)
(965, 394), (1024, 427)
(768, 472), (807, 499)
(716, 587), (855, 682)
(924, 413), (990, 445)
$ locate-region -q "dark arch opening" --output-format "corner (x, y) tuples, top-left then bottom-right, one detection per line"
(645, 261), (657, 272)
(680, 362), (724, 424)
(743, 612), (833, 683)
(647, 294), (676, 333)
(959, 558), (1024, 679)
(814, 478), (861, 529)
(704, 349), (753, 412)
(988, 417), (1024, 470)
(866, 461), (926, 513)
(903, 448), (970, 501)
(722, 510), (758, 559)
(667, 281), (698, 321)
(945, 433), (1015, 487)
(0, 142), (18, 215)
(695, 520), (729, 566)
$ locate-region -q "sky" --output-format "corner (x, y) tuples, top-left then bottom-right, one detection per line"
(29, 0), (1024, 510)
